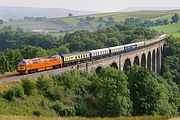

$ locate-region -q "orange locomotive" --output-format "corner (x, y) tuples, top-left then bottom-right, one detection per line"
(17, 55), (63, 74)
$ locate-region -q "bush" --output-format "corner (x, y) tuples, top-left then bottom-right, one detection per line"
(45, 86), (63, 101)
(32, 110), (41, 117)
(21, 78), (34, 95)
(3, 85), (24, 101)
(75, 102), (98, 117)
(36, 76), (53, 93)
(52, 103), (76, 116)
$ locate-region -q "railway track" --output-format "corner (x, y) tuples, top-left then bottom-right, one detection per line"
(0, 54), (113, 84)
(0, 65), (78, 84)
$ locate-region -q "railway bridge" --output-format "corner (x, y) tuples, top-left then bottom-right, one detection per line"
(79, 38), (165, 74)
(0, 37), (165, 84)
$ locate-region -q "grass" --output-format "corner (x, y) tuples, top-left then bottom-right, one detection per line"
(0, 81), (19, 92)
(0, 21), (64, 31)
(60, 17), (79, 26)
(0, 115), (171, 120)
(0, 94), (57, 117)
(152, 22), (180, 34)
(173, 33), (180, 38)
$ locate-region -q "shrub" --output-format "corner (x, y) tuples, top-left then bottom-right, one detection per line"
(75, 102), (98, 117)
(3, 85), (24, 101)
(32, 110), (41, 117)
(36, 76), (53, 93)
(52, 103), (76, 116)
(45, 86), (63, 101)
(21, 78), (34, 95)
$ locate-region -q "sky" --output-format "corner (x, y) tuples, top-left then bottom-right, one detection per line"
(0, 0), (180, 12)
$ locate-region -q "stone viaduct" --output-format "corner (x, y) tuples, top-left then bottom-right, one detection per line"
(77, 38), (165, 74)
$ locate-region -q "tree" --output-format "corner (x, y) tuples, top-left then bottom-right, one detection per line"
(55, 45), (70, 54)
(155, 19), (164, 26)
(68, 13), (73, 17)
(0, 19), (4, 24)
(16, 27), (24, 32)
(105, 37), (119, 47)
(97, 23), (103, 29)
(163, 19), (169, 25)
(107, 17), (115, 22)
(98, 17), (104, 22)
(20, 46), (47, 59)
(96, 67), (132, 116)
(172, 13), (179, 23)
(0, 52), (10, 74)
(21, 78), (34, 95)
(1, 26), (13, 32)
(85, 16), (95, 21)
(127, 66), (179, 116)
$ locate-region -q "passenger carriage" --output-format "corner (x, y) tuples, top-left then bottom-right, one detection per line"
(61, 51), (90, 66)
(109, 45), (124, 55)
(89, 48), (110, 60)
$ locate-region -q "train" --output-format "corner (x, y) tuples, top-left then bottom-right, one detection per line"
(17, 34), (167, 75)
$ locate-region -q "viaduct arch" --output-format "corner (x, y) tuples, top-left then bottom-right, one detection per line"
(87, 38), (165, 74)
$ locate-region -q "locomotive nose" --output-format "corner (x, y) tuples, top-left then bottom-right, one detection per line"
(18, 65), (26, 71)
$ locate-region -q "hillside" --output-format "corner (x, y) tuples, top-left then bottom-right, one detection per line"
(0, 6), (96, 21)
(58, 10), (180, 25)
(0, 21), (64, 31)
(1, 9), (180, 32)
(152, 21), (180, 38)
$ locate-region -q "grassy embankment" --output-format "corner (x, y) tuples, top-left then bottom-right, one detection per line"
(0, 115), (170, 120)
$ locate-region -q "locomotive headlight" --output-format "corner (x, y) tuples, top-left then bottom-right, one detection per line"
(18, 65), (25, 70)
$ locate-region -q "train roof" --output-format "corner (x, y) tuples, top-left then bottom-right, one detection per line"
(109, 45), (124, 49)
(89, 48), (109, 53)
(61, 51), (89, 57)
(22, 55), (61, 62)
(123, 43), (137, 47)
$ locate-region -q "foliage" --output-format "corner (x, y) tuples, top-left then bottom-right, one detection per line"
(52, 102), (76, 116)
(0, 19), (3, 24)
(32, 110), (42, 117)
(171, 13), (179, 23)
(20, 46), (47, 59)
(3, 85), (24, 101)
(21, 78), (34, 96)
(0, 65), (180, 117)
(127, 66), (179, 116)
(124, 17), (170, 27)
(96, 67), (132, 117)
(68, 13), (73, 17)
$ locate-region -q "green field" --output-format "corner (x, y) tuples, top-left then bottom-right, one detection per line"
(152, 22), (180, 38)
(153, 22), (180, 33)
(0, 21), (63, 31)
